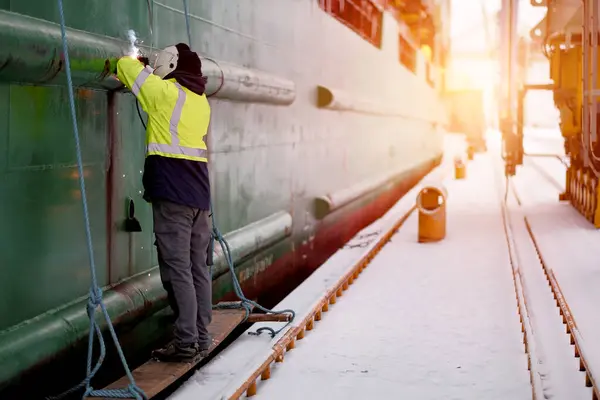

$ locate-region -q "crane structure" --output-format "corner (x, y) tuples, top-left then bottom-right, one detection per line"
(499, 0), (521, 177)
(504, 0), (600, 227)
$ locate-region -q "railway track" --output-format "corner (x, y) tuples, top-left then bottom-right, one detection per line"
(525, 218), (599, 400)
(497, 174), (544, 399)
(500, 158), (599, 400)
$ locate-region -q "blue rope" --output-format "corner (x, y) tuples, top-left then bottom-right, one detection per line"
(182, 0), (192, 49)
(181, 0), (295, 337)
(47, 2), (147, 399)
(209, 200), (296, 337)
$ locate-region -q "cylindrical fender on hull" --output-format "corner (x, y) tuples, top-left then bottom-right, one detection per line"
(0, 210), (292, 389)
(0, 10), (296, 105)
(314, 165), (418, 219)
(316, 84), (435, 122)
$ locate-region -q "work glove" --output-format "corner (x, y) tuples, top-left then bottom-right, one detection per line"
(137, 56), (150, 67)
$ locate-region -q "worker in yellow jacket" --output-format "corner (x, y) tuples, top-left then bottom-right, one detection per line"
(116, 43), (212, 362)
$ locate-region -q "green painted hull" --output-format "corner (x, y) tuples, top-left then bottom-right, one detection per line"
(0, 0), (449, 396)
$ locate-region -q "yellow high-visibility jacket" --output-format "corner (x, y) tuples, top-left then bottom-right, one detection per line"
(117, 57), (210, 163)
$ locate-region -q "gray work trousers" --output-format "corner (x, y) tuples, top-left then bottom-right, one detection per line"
(152, 200), (212, 347)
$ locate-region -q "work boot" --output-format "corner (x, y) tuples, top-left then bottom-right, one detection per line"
(198, 337), (214, 353)
(152, 341), (201, 362)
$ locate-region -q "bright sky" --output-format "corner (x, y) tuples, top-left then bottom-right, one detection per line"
(450, 0), (546, 52)
(446, 0), (554, 125)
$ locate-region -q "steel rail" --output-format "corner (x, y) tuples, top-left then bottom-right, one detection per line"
(507, 163), (599, 400)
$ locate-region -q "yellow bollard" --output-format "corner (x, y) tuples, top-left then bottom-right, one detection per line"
(467, 145), (474, 160)
(416, 185), (447, 243)
(454, 158), (466, 180)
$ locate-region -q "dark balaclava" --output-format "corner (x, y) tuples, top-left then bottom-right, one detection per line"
(163, 43), (208, 96)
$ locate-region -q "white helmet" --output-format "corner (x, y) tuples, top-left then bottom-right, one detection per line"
(153, 45), (179, 79)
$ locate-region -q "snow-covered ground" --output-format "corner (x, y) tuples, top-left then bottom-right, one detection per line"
(236, 141), (531, 399)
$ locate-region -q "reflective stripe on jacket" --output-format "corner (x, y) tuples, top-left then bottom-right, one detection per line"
(117, 57), (210, 163)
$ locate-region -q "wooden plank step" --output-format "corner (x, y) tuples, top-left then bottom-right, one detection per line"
(90, 305), (249, 399)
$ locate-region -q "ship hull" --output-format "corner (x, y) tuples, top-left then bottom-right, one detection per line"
(0, 0), (449, 396)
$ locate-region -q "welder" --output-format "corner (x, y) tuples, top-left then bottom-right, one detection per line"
(115, 43), (212, 362)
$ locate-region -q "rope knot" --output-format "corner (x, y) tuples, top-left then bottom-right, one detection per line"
(83, 386), (94, 398)
(86, 287), (103, 317)
(89, 287), (103, 306)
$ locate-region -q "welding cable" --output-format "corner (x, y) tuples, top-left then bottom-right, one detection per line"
(136, 99), (147, 130)
(180, 0), (224, 98)
(204, 57), (225, 98)
(181, 0), (296, 337)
